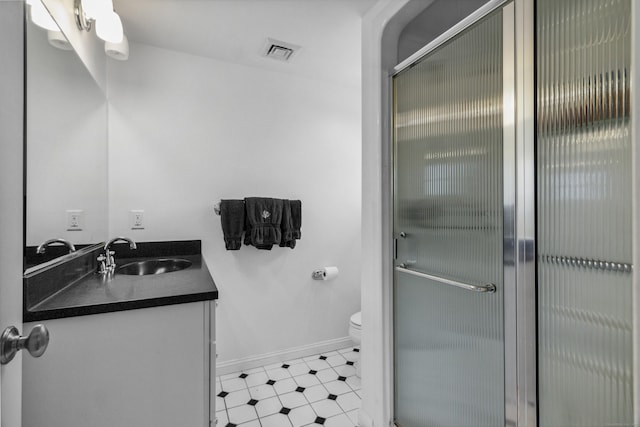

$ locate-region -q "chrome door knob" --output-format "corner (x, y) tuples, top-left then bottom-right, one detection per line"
(0, 324), (50, 365)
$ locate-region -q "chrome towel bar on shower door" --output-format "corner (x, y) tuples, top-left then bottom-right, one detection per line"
(395, 265), (496, 293)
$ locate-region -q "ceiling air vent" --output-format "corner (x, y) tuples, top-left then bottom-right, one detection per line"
(261, 38), (301, 62)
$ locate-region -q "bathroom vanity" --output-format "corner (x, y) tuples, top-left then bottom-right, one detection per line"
(21, 240), (218, 427)
(23, 302), (215, 427)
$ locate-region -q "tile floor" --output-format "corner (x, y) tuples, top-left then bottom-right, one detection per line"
(216, 347), (361, 427)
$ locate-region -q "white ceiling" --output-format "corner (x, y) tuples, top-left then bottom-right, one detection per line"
(112, 0), (380, 86)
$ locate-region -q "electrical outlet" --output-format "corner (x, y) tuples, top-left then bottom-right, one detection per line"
(130, 210), (144, 229)
(66, 210), (84, 231)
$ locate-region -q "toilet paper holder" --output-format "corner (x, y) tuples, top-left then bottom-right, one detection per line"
(311, 266), (339, 280)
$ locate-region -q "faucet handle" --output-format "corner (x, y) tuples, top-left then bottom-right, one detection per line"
(97, 254), (107, 274)
(106, 251), (117, 271)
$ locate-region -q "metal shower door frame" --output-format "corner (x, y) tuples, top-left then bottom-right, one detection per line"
(388, 1), (537, 426)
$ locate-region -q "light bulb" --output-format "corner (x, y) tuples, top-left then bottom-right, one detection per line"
(81, 0), (113, 20)
(96, 10), (123, 43)
(105, 34), (129, 61)
(48, 30), (73, 51)
(30, 1), (59, 32)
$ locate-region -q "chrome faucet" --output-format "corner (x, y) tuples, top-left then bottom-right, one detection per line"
(36, 238), (76, 254)
(98, 237), (137, 274)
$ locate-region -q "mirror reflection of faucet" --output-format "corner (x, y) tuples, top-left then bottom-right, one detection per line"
(98, 237), (137, 275)
(36, 238), (76, 254)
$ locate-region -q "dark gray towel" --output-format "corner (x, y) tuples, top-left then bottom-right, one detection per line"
(244, 197), (283, 250)
(220, 199), (245, 250)
(290, 200), (302, 240)
(279, 200), (293, 248)
(279, 199), (301, 249)
(244, 208), (275, 250)
(243, 210), (253, 246)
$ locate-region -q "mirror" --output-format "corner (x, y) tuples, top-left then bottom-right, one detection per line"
(24, 10), (108, 271)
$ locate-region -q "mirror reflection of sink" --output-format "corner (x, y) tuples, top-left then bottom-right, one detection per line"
(117, 259), (192, 276)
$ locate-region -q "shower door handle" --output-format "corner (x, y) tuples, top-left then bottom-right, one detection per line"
(395, 265), (496, 293)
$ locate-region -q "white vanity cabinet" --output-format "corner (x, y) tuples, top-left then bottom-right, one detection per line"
(22, 301), (216, 427)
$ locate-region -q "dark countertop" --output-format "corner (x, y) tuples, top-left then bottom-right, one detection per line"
(24, 241), (218, 322)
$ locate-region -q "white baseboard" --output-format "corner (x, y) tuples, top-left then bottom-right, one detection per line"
(216, 336), (354, 376)
(358, 408), (374, 427)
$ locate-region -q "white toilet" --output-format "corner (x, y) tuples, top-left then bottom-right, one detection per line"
(348, 311), (362, 377)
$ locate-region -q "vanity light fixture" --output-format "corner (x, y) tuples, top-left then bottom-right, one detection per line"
(27, 0), (73, 51)
(95, 10), (124, 43)
(74, 0), (93, 31)
(29, 0), (59, 32)
(47, 30), (73, 51)
(80, 0), (112, 20)
(74, 0), (124, 44)
(105, 34), (129, 60)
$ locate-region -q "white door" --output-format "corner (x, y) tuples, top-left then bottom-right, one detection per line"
(0, 1), (25, 425)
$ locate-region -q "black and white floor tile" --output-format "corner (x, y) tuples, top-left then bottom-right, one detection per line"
(216, 347), (361, 427)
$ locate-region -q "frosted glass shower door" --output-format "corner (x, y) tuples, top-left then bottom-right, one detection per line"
(393, 10), (504, 427)
(537, 0), (633, 425)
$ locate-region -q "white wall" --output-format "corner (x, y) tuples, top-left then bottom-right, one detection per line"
(42, 0), (107, 91)
(107, 43), (362, 363)
(26, 22), (108, 247)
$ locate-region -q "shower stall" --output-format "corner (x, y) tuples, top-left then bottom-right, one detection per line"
(390, 0), (634, 425)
